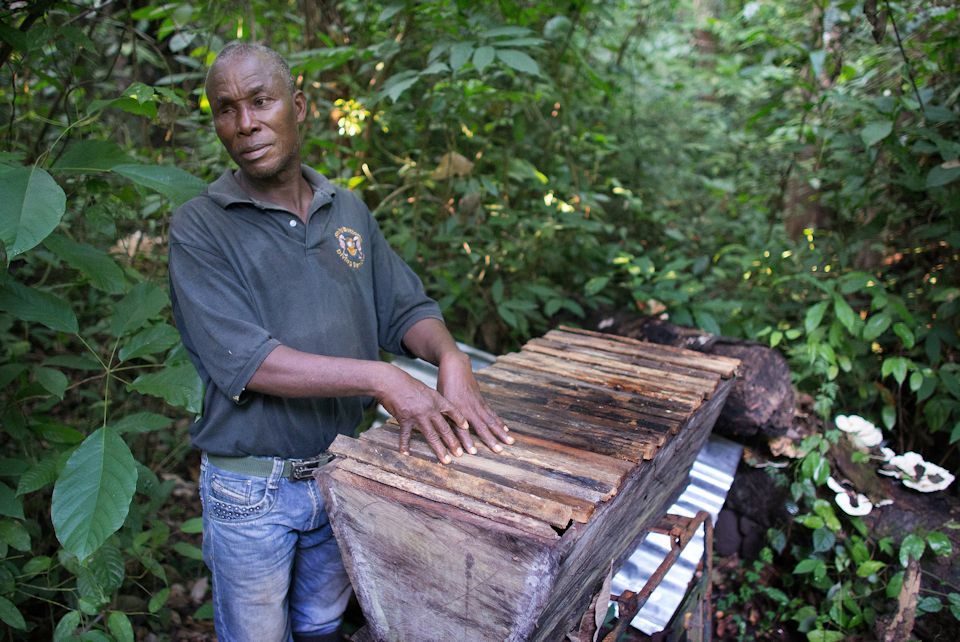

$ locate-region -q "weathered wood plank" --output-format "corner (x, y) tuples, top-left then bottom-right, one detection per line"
(328, 435), (576, 527)
(334, 458), (558, 538)
(554, 325), (741, 377)
(318, 467), (558, 642)
(375, 420), (629, 492)
(359, 427), (604, 515)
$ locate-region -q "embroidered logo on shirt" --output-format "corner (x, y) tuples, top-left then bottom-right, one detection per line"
(334, 227), (365, 268)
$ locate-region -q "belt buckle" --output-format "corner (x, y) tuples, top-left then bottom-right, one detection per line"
(290, 453), (334, 480)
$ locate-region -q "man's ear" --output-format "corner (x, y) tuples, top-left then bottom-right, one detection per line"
(294, 89), (307, 124)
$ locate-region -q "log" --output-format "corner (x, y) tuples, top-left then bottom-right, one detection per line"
(601, 315), (794, 438)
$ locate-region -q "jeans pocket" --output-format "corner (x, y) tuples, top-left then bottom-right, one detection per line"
(204, 469), (274, 524)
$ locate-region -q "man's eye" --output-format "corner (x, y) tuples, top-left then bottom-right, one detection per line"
(254, 97), (270, 107)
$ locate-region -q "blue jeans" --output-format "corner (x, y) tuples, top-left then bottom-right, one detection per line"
(199, 453), (352, 642)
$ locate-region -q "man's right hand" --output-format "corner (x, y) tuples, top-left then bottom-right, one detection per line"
(377, 365), (472, 464)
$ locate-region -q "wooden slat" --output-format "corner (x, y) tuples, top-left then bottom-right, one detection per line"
(521, 341), (715, 399)
(528, 336), (721, 390)
(487, 399), (658, 462)
(375, 421), (631, 492)
(475, 367), (693, 420)
(328, 435), (576, 527)
(360, 427), (604, 516)
(477, 375), (679, 436)
(330, 460), (559, 539)
(542, 329), (722, 382)
(494, 352), (702, 406)
(555, 325), (741, 377)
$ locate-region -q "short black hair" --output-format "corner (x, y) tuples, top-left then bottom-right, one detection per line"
(206, 41), (296, 96)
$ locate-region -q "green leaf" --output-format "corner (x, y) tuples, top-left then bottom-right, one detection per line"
(111, 164), (205, 207)
(180, 517), (203, 534)
(926, 164), (960, 188)
(881, 356), (909, 385)
(109, 412), (173, 435)
(53, 610), (81, 641)
(0, 482), (24, 519)
(43, 234), (128, 294)
(34, 366), (69, 399)
(496, 49), (541, 76)
(378, 72), (419, 103)
(899, 533), (925, 567)
(0, 595), (26, 630)
(473, 46), (495, 73)
(927, 531), (953, 556)
(832, 294), (858, 334)
(17, 451), (70, 496)
(893, 322), (915, 348)
(812, 527), (835, 552)
(807, 630), (845, 642)
(173, 541), (203, 561)
(449, 42), (473, 70)
(23, 555), (52, 576)
(0, 278), (78, 333)
(108, 612), (134, 642)
(805, 301), (829, 333)
(194, 601), (214, 620)
(0, 518), (30, 551)
(118, 323), (180, 362)
(148, 587), (170, 613)
(128, 363), (203, 413)
(51, 140), (134, 173)
(862, 312), (891, 341)
(856, 559), (885, 577)
(51, 427), (138, 561)
(83, 544), (125, 595)
(861, 120), (893, 147)
(917, 596), (942, 613)
(0, 164), (67, 259)
(794, 558), (819, 574)
(110, 282), (168, 337)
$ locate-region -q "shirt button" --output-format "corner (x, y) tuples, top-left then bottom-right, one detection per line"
(289, 219), (297, 227)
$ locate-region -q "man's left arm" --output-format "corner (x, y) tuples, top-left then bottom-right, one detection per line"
(401, 318), (513, 455)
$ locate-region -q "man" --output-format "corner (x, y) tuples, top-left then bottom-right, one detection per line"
(168, 42), (512, 642)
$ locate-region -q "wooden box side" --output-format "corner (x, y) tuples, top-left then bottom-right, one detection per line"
(317, 465), (561, 642)
(530, 377), (736, 640)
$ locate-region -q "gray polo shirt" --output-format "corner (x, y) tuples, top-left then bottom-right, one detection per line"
(168, 165), (442, 458)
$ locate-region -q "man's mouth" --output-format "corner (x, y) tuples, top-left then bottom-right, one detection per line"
(239, 144), (270, 161)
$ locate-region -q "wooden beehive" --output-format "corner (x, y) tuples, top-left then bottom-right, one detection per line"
(316, 327), (739, 641)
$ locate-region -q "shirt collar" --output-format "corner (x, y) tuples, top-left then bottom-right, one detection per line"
(206, 164), (336, 211)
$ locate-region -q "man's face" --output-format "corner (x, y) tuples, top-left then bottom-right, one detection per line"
(206, 53), (306, 182)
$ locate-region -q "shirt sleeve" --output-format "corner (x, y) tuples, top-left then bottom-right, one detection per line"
(169, 215), (280, 404)
(365, 209), (443, 356)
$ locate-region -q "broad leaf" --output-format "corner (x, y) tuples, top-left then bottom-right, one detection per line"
(0, 595), (25, 630)
(0, 278), (78, 333)
(51, 140), (134, 173)
(43, 234), (128, 294)
(0, 164), (66, 259)
(112, 164), (205, 207)
(51, 427), (138, 561)
(861, 120), (892, 147)
(17, 451), (70, 496)
(128, 363), (203, 413)
(832, 294), (858, 334)
(110, 282), (168, 337)
(473, 46), (495, 73)
(450, 42), (473, 70)
(118, 323), (180, 362)
(0, 482), (24, 519)
(899, 533), (925, 567)
(34, 366), (69, 399)
(926, 163), (960, 188)
(496, 49), (541, 76)
(0, 518), (30, 551)
(108, 612), (135, 642)
(109, 412), (173, 435)
(862, 312), (891, 341)
(804, 300), (829, 333)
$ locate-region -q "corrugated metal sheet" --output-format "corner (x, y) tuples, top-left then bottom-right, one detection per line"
(610, 434), (742, 634)
(377, 347), (742, 636)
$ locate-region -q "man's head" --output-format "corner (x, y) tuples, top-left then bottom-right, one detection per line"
(205, 42), (306, 184)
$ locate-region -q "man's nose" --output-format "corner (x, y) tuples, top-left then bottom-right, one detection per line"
(237, 105), (258, 134)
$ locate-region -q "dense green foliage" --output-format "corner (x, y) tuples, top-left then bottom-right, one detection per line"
(0, 0), (957, 638)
